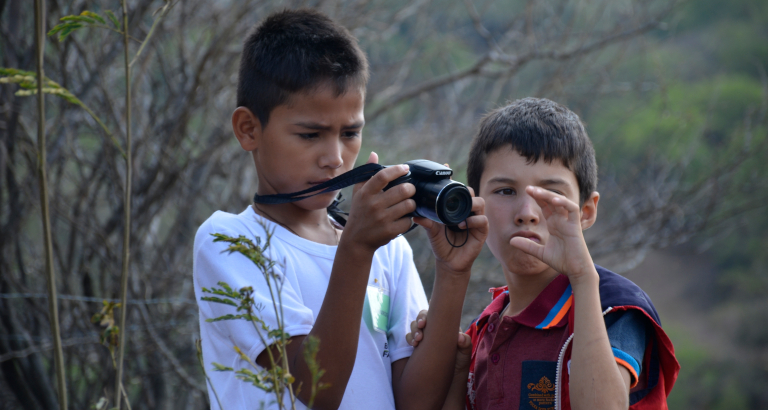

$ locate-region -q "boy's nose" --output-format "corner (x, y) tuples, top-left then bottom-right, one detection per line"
(319, 139), (343, 169)
(514, 194), (540, 226)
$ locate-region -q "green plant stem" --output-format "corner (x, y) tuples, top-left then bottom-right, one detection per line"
(115, 0), (132, 409)
(129, 2), (172, 68)
(35, 1), (67, 409)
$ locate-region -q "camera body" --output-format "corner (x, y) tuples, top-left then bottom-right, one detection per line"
(385, 159), (472, 229)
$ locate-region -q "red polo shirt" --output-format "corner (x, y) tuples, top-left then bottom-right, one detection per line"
(473, 275), (573, 410)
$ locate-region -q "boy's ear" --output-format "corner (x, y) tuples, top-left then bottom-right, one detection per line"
(232, 107), (262, 151)
(580, 191), (600, 230)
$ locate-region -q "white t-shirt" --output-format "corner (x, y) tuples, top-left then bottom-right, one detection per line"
(194, 206), (429, 409)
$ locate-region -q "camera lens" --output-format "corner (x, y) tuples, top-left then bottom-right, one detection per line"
(435, 183), (472, 226)
(446, 195), (460, 213)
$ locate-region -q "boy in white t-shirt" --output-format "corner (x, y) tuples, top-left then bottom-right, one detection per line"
(193, 9), (489, 410)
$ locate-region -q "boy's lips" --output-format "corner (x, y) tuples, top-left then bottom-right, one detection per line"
(510, 231), (542, 244)
(308, 178), (333, 185)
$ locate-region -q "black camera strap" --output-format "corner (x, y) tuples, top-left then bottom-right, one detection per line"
(253, 162), (393, 229)
(253, 162), (385, 205)
(253, 162), (467, 244)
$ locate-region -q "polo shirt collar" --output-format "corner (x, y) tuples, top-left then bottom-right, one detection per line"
(480, 274), (573, 329)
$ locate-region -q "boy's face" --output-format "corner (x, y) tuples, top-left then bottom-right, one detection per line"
(233, 84), (365, 211)
(478, 148), (596, 277)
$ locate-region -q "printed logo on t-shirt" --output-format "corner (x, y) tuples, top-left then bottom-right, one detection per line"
(520, 360), (557, 410)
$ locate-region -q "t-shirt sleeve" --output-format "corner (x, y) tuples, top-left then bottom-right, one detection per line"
(194, 215), (314, 365)
(604, 309), (649, 388)
(385, 236), (429, 362)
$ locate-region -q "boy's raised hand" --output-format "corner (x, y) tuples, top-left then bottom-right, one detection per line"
(343, 152), (417, 252)
(413, 187), (488, 275)
(509, 186), (595, 282)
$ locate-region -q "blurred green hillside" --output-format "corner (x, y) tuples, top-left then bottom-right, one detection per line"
(584, 0), (768, 408)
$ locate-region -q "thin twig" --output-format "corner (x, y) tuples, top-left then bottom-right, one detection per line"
(129, 1), (175, 68)
(114, 0), (133, 409)
(35, 1), (68, 409)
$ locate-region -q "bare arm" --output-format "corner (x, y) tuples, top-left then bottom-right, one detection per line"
(405, 311), (472, 410)
(568, 269), (632, 410)
(510, 186), (631, 410)
(392, 195), (488, 410)
(257, 159), (417, 410)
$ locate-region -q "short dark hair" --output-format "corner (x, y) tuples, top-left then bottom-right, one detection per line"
(237, 9), (369, 125)
(466, 98), (597, 204)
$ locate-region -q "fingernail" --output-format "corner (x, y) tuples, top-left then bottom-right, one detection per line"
(418, 319), (424, 325)
(459, 221), (467, 229)
(401, 164), (409, 171)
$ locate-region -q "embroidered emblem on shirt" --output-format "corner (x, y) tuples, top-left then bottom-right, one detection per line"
(527, 376), (555, 393)
(521, 361), (557, 410)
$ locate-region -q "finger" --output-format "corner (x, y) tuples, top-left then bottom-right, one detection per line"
(410, 319), (419, 336)
(509, 235), (544, 259)
(462, 215), (489, 235)
(385, 197), (417, 222)
(406, 332), (414, 346)
(526, 186), (579, 215)
(467, 186), (476, 197)
(363, 164), (410, 194)
(456, 197), (486, 230)
(457, 332), (472, 350)
(380, 182), (416, 210)
(352, 152), (379, 197)
(412, 216), (435, 231)
(417, 309), (428, 329)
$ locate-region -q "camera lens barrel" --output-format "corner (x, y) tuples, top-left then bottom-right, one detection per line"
(412, 179), (472, 226)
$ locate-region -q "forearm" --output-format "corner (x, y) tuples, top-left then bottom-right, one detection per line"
(568, 269), (629, 410)
(442, 367), (469, 410)
(394, 263), (470, 410)
(293, 241), (373, 409)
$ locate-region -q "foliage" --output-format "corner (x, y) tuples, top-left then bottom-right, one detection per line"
(200, 228), (328, 409)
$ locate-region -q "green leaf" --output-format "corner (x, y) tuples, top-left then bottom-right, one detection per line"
(105, 10), (120, 29)
(61, 15), (97, 25)
(211, 362), (234, 372)
(59, 23), (84, 41)
(206, 313), (252, 322)
(200, 296), (238, 307)
(268, 329), (290, 340)
(81, 11), (106, 25)
(47, 23), (68, 37)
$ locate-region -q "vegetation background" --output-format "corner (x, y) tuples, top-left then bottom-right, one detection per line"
(1, 0), (766, 409)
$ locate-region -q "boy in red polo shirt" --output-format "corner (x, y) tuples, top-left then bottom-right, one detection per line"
(408, 98), (679, 410)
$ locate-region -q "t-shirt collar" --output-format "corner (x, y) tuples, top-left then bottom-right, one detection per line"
(480, 274), (573, 329)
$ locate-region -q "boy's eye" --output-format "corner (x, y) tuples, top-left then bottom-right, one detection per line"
(547, 189), (564, 196)
(298, 133), (319, 140)
(495, 188), (515, 196)
(343, 131), (361, 139)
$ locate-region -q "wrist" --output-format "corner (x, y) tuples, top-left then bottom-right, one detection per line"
(338, 235), (377, 258)
(567, 264), (599, 289)
(434, 261), (471, 280)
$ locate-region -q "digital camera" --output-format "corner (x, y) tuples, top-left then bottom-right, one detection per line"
(385, 159), (473, 229)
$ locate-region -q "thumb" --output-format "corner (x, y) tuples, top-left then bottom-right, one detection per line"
(509, 237), (543, 259)
(353, 152), (379, 196)
(457, 332), (472, 354)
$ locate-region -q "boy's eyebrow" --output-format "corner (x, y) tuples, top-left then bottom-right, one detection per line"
(293, 121), (365, 130)
(538, 178), (570, 186)
(486, 177), (517, 185)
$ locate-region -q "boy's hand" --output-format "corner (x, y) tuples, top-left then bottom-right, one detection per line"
(509, 186), (595, 282)
(406, 310), (472, 373)
(342, 152), (417, 253)
(413, 188), (488, 276)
